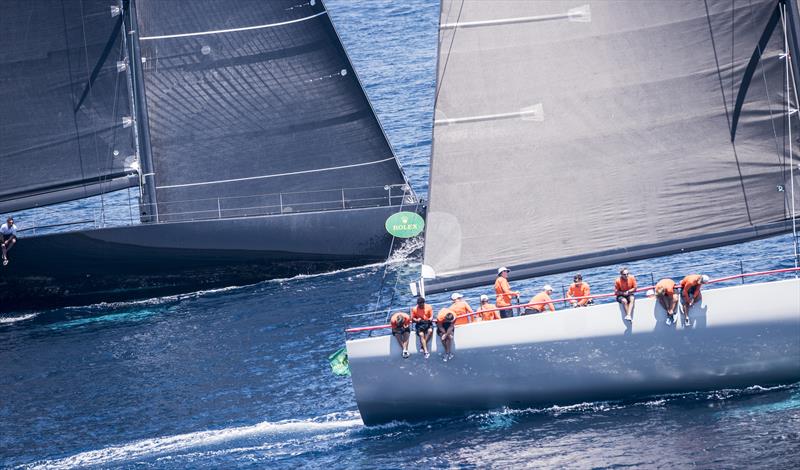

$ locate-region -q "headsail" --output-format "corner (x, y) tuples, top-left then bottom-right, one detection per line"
(424, 0), (800, 293)
(0, 1), (137, 213)
(133, 0), (410, 222)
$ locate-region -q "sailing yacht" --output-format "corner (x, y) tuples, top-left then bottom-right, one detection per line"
(346, 0), (800, 425)
(0, 0), (421, 311)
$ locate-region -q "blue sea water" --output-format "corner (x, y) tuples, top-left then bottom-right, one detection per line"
(2, 1), (799, 468)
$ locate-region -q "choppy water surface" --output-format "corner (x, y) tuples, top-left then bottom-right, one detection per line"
(2, 1), (799, 468)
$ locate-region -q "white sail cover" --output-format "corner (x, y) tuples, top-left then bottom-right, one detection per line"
(424, 0), (800, 292)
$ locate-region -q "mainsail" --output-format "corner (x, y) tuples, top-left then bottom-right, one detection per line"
(424, 0), (800, 292)
(0, 1), (137, 213)
(133, 0), (409, 222)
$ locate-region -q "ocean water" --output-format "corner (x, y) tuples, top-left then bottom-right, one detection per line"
(2, 1), (799, 468)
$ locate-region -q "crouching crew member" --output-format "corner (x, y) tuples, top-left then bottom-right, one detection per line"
(390, 312), (412, 358)
(477, 294), (500, 321)
(567, 273), (592, 307)
(525, 285), (555, 314)
(655, 278), (679, 324)
(680, 274), (709, 325)
(410, 297), (434, 359)
(449, 292), (474, 325)
(436, 308), (456, 362)
(1, 217), (18, 266)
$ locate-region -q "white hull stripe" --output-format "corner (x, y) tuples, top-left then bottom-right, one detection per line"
(140, 11), (328, 41)
(156, 157), (397, 190)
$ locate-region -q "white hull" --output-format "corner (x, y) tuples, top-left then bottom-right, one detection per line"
(347, 279), (800, 425)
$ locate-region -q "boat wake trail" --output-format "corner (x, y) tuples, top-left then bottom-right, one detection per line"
(0, 312), (39, 324)
(24, 412), (365, 469)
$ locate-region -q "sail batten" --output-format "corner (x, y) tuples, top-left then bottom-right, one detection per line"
(424, 0), (800, 292)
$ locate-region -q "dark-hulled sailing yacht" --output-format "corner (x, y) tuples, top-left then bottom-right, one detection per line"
(0, 0), (421, 311)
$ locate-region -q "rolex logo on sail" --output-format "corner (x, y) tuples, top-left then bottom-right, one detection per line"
(385, 212), (425, 238)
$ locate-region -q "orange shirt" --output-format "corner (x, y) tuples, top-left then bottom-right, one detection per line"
(567, 282), (591, 306)
(680, 274), (703, 302)
(410, 304), (433, 321)
(477, 303), (500, 321)
(614, 275), (637, 294)
(437, 307), (455, 324)
(494, 277), (517, 307)
(450, 300), (474, 326)
(390, 312), (411, 328)
(529, 292), (555, 312)
(655, 279), (676, 297)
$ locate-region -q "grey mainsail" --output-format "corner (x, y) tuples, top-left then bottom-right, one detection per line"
(0, 0), (137, 213)
(424, 0), (800, 292)
(134, 0), (409, 222)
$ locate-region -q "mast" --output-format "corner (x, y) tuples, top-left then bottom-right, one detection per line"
(122, 0), (158, 223)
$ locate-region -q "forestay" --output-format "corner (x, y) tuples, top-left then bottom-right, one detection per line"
(134, 0), (409, 222)
(0, 0), (137, 213)
(424, 0), (800, 292)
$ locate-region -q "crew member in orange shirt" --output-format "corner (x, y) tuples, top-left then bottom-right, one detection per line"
(436, 308), (456, 361)
(567, 273), (591, 307)
(494, 266), (520, 318)
(654, 278), (679, 324)
(614, 267), (637, 321)
(525, 285), (556, 314)
(477, 294), (500, 321)
(410, 297), (433, 359)
(680, 274), (709, 325)
(449, 292), (474, 326)
(390, 312), (412, 358)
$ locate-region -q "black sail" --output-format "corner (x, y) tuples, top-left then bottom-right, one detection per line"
(0, 1), (136, 213)
(134, 0), (408, 222)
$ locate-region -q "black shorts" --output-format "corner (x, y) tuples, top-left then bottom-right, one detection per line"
(523, 308), (542, 315)
(616, 293), (634, 303)
(415, 320), (432, 333)
(2, 234), (14, 243)
(392, 326), (410, 335)
(684, 286), (699, 301)
(437, 322), (453, 335)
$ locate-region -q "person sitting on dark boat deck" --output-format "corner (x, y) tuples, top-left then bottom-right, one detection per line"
(494, 266), (520, 318)
(680, 274), (710, 325)
(390, 311), (412, 358)
(614, 267), (637, 321)
(655, 278), (679, 324)
(410, 297), (434, 359)
(525, 285), (556, 314)
(436, 308), (456, 362)
(1, 217), (18, 266)
(476, 294), (500, 321)
(567, 273), (592, 308)
(449, 292), (474, 325)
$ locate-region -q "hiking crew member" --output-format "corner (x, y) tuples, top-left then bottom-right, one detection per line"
(525, 285), (556, 314)
(1, 217), (18, 266)
(615, 267), (637, 321)
(680, 274), (709, 325)
(655, 278), (679, 324)
(494, 266), (520, 318)
(567, 274), (591, 307)
(436, 308), (456, 361)
(410, 297), (434, 359)
(449, 292), (474, 326)
(477, 294), (500, 321)
(390, 312), (412, 358)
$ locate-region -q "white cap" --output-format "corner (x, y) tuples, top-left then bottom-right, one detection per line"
(543, 284), (553, 292)
(700, 274), (710, 284)
(480, 294), (489, 302)
(498, 266), (510, 274)
(451, 292), (463, 301)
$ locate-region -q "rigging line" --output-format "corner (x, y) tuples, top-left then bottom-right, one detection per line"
(369, 189), (409, 335)
(704, 0), (755, 225)
(155, 157), (397, 190)
(433, 0), (465, 106)
(780, 4), (800, 269)
(139, 11), (327, 40)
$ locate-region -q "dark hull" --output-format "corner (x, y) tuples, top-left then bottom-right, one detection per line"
(0, 205), (421, 311)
